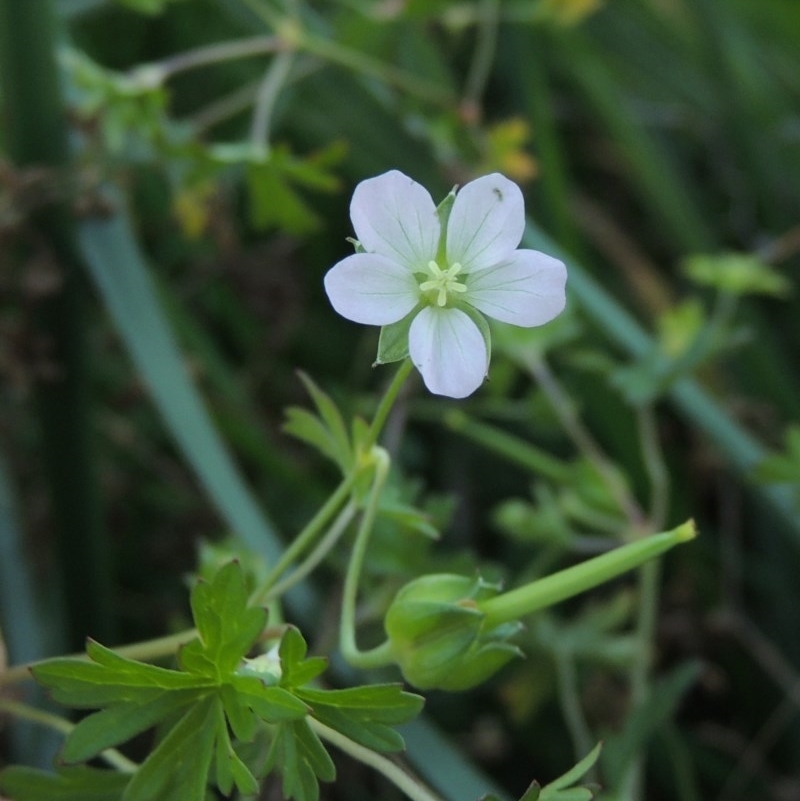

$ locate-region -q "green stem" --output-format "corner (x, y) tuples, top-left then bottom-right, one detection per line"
(462, 0), (500, 115)
(479, 521), (696, 630)
(620, 558), (661, 801)
(554, 649), (596, 775)
(310, 719), (445, 801)
(339, 449), (395, 669)
(250, 48), (295, 153)
(365, 359), (414, 449)
(0, 699), (137, 773)
(262, 501), (358, 603)
(637, 405), (669, 531)
(252, 473), (356, 605)
(529, 357), (645, 530)
(443, 409), (571, 482)
(139, 35), (283, 83)
(239, 0), (452, 105)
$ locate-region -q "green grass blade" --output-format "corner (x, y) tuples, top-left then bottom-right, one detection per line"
(77, 193), (283, 563)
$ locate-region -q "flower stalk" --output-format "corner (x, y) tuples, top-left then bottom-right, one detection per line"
(479, 521), (696, 630)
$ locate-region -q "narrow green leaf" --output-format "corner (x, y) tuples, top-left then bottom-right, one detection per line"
(265, 720), (333, 801)
(231, 674), (309, 722)
(61, 690), (200, 764)
(0, 765), (129, 801)
(213, 699), (258, 796)
(602, 662), (700, 787)
(540, 742), (602, 794)
(283, 407), (345, 465)
(122, 696), (217, 801)
(297, 372), (353, 471)
(32, 648), (207, 708)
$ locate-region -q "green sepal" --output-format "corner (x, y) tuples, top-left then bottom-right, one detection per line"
(435, 185), (458, 263)
(456, 302), (492, 369)
(384, 574), (522, 691)
(375, 308), (419, 365)
(0, 766), (130, 801)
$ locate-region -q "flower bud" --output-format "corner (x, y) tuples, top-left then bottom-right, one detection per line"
(384, 574), (522, 691)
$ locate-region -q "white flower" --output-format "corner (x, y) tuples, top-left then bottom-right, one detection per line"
(324, 170), (567, 398)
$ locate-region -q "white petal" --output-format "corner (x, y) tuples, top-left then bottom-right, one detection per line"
(408, 307), (488, 399)
(465, 249), (567, 326)
(350, 171), (440, 270)
(446, 173), (525, 272)
(324, 253), (420, 325)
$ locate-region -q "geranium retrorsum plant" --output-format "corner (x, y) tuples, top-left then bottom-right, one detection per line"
(0, 171), (695, 801)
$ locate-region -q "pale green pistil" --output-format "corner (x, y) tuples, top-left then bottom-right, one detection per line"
(419, 260), (468, 307)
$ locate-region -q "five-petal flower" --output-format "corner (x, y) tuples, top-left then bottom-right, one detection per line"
(324, 170), (567, 398)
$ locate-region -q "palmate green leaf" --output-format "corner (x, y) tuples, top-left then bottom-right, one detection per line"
(29, 563), (312, 800)
(0, 765), (129, 801)
(180, 560), (267, 678)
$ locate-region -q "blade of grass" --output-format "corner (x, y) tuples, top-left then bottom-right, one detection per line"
(0, 0), (113, 647)
(76, 192), (284, 564)
(0, 453), (65, 766)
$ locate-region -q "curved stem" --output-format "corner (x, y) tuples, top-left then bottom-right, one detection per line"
(637, 404), (669, 531)
(250, 48), (295, 153)
(262, 501), (358, 603)
(340, 449), (395, 669)
(252, 473), (356, 606)
(462, 0), (500, 117)
(365, 359), (414, 449)
(479, 521), (696, 630)
(310, 719), (445, 801)
(529, 357), (645, 530)
(140, 36), (283, 83)
(0, 699), (137, 773)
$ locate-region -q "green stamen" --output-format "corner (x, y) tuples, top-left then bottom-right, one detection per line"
(419, 260), (468, 307)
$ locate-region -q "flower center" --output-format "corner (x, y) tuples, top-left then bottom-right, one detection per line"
(419, 261), (468, 307)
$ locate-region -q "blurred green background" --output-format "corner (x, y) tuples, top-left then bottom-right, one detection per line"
(1, 0), (800, 799)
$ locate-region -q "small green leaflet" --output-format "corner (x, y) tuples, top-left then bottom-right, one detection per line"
(480, 742), (602, 801)
(283, 372), (354, 473)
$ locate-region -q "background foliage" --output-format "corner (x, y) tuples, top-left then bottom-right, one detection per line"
(1, 0), (800, 800)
